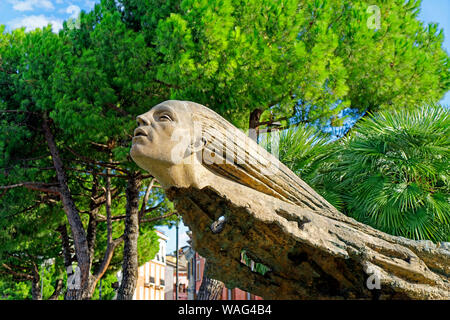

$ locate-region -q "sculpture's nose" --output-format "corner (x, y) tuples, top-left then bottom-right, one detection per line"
(136, 115), (150, 127)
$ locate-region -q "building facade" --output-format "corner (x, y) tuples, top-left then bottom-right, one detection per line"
(132, 230), (168, 300)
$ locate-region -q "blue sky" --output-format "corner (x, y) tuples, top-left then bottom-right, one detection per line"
(0, 0), (449, 251)
(418, 0), (450, 106)
(0, 1), (96, 32)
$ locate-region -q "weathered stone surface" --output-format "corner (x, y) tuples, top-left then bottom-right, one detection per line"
(167, 186), (449, 300)
(130, 100), (450, 300)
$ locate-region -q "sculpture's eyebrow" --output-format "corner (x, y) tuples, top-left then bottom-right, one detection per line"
(154, 105), (175, 116)
(152, 105), (177, 121)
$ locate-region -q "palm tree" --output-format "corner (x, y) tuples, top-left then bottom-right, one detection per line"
(263, 105), (449, 242)
(335, 105), (449, 242)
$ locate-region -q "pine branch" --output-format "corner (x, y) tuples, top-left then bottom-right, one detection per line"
(48, 279), (64, 300)
(2, 202), (42, 219)
(0, 182), (60, 194)
(140, 211), (178, 223)
(67, 167), (127, 178)
(139, 178), (155, 222)
(0, 264), (33, 281)
(63, 146), (129, 174)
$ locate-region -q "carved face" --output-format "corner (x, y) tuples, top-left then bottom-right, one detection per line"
(130, 101), (197, 171)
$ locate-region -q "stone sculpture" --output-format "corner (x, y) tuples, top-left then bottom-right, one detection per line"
(131, 100), (449, 299)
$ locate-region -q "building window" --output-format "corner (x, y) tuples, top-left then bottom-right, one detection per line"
(228, 289), (232, 300)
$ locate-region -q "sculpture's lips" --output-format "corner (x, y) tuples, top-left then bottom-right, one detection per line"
(133, 127), (152, 142)
(134, 127), (149, 137)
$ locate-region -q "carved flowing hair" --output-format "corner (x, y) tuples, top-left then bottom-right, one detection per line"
(180, 101), (336, 214)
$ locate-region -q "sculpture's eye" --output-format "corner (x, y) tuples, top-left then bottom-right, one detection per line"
(159, 114), (172, 122)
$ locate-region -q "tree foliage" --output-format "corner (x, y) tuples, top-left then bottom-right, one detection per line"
(0, 8), (175, 299)
(114, 0), (449, 130)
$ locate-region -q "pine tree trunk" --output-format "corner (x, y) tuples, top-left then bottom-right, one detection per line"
(48, 279), (64, 300)
(42, 114), (90, 300)
(86, 180), (100, 266)
(31, 279), (42, 300)
(196, 261), (224, 300)
(31, 266), (42, 300)
(117, 173), (142, 300)
(248, 108), (262, 142)
(86, 170), (125, 299)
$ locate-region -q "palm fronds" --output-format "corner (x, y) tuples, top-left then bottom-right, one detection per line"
(262, 105), (449, 242)
(340, 105), (449, 242)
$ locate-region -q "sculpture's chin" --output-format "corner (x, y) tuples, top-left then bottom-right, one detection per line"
(130, 144), (141, 160)
(130, 146), (150, 170)
(130, 146), (170, 179)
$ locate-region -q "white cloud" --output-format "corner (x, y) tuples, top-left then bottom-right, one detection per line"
(65, 4), (80, 19)
(8, 15), (63, 32)
(8, 0), (55, 12)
